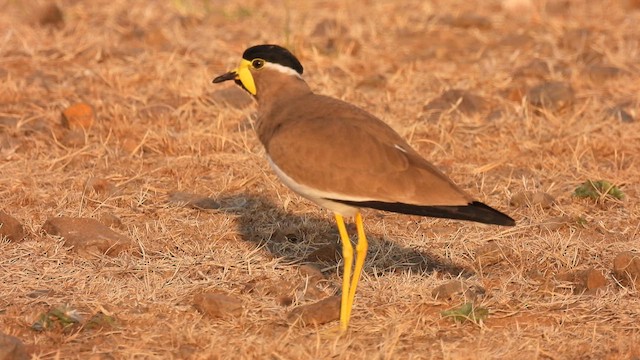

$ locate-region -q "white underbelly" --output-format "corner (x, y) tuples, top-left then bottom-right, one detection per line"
(267, 156), (362, 217)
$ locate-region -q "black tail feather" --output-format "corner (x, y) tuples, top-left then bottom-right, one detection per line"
(329, 199), (515, 226)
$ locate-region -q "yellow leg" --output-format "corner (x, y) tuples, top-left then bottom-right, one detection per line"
(334, 213), (353, 331)
(346, 212), (368, 321)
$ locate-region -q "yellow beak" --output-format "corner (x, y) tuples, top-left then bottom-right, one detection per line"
(212, 59), (256, 96)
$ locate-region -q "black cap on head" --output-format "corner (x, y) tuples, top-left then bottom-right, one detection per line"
(242, 44), (304, 75)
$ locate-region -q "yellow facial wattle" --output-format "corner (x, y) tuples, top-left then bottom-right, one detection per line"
(236, 59), (256, 95)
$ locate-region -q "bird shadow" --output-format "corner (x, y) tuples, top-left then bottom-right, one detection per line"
(214, 193), (472, 279)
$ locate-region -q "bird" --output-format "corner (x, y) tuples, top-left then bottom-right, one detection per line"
(212, 44), (515, 331)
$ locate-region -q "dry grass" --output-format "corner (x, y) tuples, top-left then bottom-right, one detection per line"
(1, 0), (640, 358)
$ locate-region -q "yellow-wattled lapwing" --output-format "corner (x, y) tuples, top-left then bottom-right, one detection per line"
(213, 44), (515, 331)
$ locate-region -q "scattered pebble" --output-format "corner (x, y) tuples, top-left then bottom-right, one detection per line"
(556, 268), (607, 295)
(210, 87), (253, 109)
(193, 292), (243, 319)
(26, 289), (54, 299)
(432, 280), (485, 301)
(423, 89), (487, 121)
(167, 191), (220, 210)
(509, 191), (555, 208)
(86, 177), (117, 196)
(0, 332), (30, 360)
(527, 82), (575, 112)
(98, 212), (124, 229)
(61, 103), (95, 130)
(538, 216), (574, 231)
(612, 251), (640, 287)
(287, 296), (340, 327)
(37, 3), (64, 27)
(298, 264), (326, 282)
(41, 217), (133, 257)
(0, 211), (25, 242)
(304, 243), (339, 263)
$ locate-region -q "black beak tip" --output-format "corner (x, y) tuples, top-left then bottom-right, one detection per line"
(212, 71), (236, 84)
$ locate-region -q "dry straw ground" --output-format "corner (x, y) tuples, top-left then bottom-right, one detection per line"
(1, 0), (640, 359)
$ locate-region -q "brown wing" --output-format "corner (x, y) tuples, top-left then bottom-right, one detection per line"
(266, 95), (473, 206)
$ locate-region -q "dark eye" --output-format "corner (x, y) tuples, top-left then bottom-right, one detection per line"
(251, 59), (265, 69)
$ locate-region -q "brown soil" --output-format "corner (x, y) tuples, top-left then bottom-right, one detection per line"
(1, 0), (639, 359)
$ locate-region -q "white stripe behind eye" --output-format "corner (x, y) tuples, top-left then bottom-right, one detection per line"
(264, 62), (303, 79)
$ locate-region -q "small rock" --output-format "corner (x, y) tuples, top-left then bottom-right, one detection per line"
(41, 217), (133, 257)
(582, 269), (608, 293)
(527, 82), (574, 112)
(287, 296), (340, 326)
(612, 251), (640, 287)
(509, 191), (555, 208)
(61, 103), (95, 130)
(209, 87), (253, 109)
(298, 264), (326, 282)
(86, 177), (116, 195)
(475, 242), (509, 267)
(432, 280), (485, 301)
(26, 289), (54, 299)
(98, 212), (124, 229)
(423, 89), (487, 121)
(556, 268), (607, 295)
(0, 211), (26, 242)
(38, 3), (64, 27)
(304, 243), (339, 263)
(193, 292), (243, 318)
(586, 65), (624, 82)
(538, 216), (573, 231)
(0, 333), (30, 360)
(167, 192), (220, 210)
